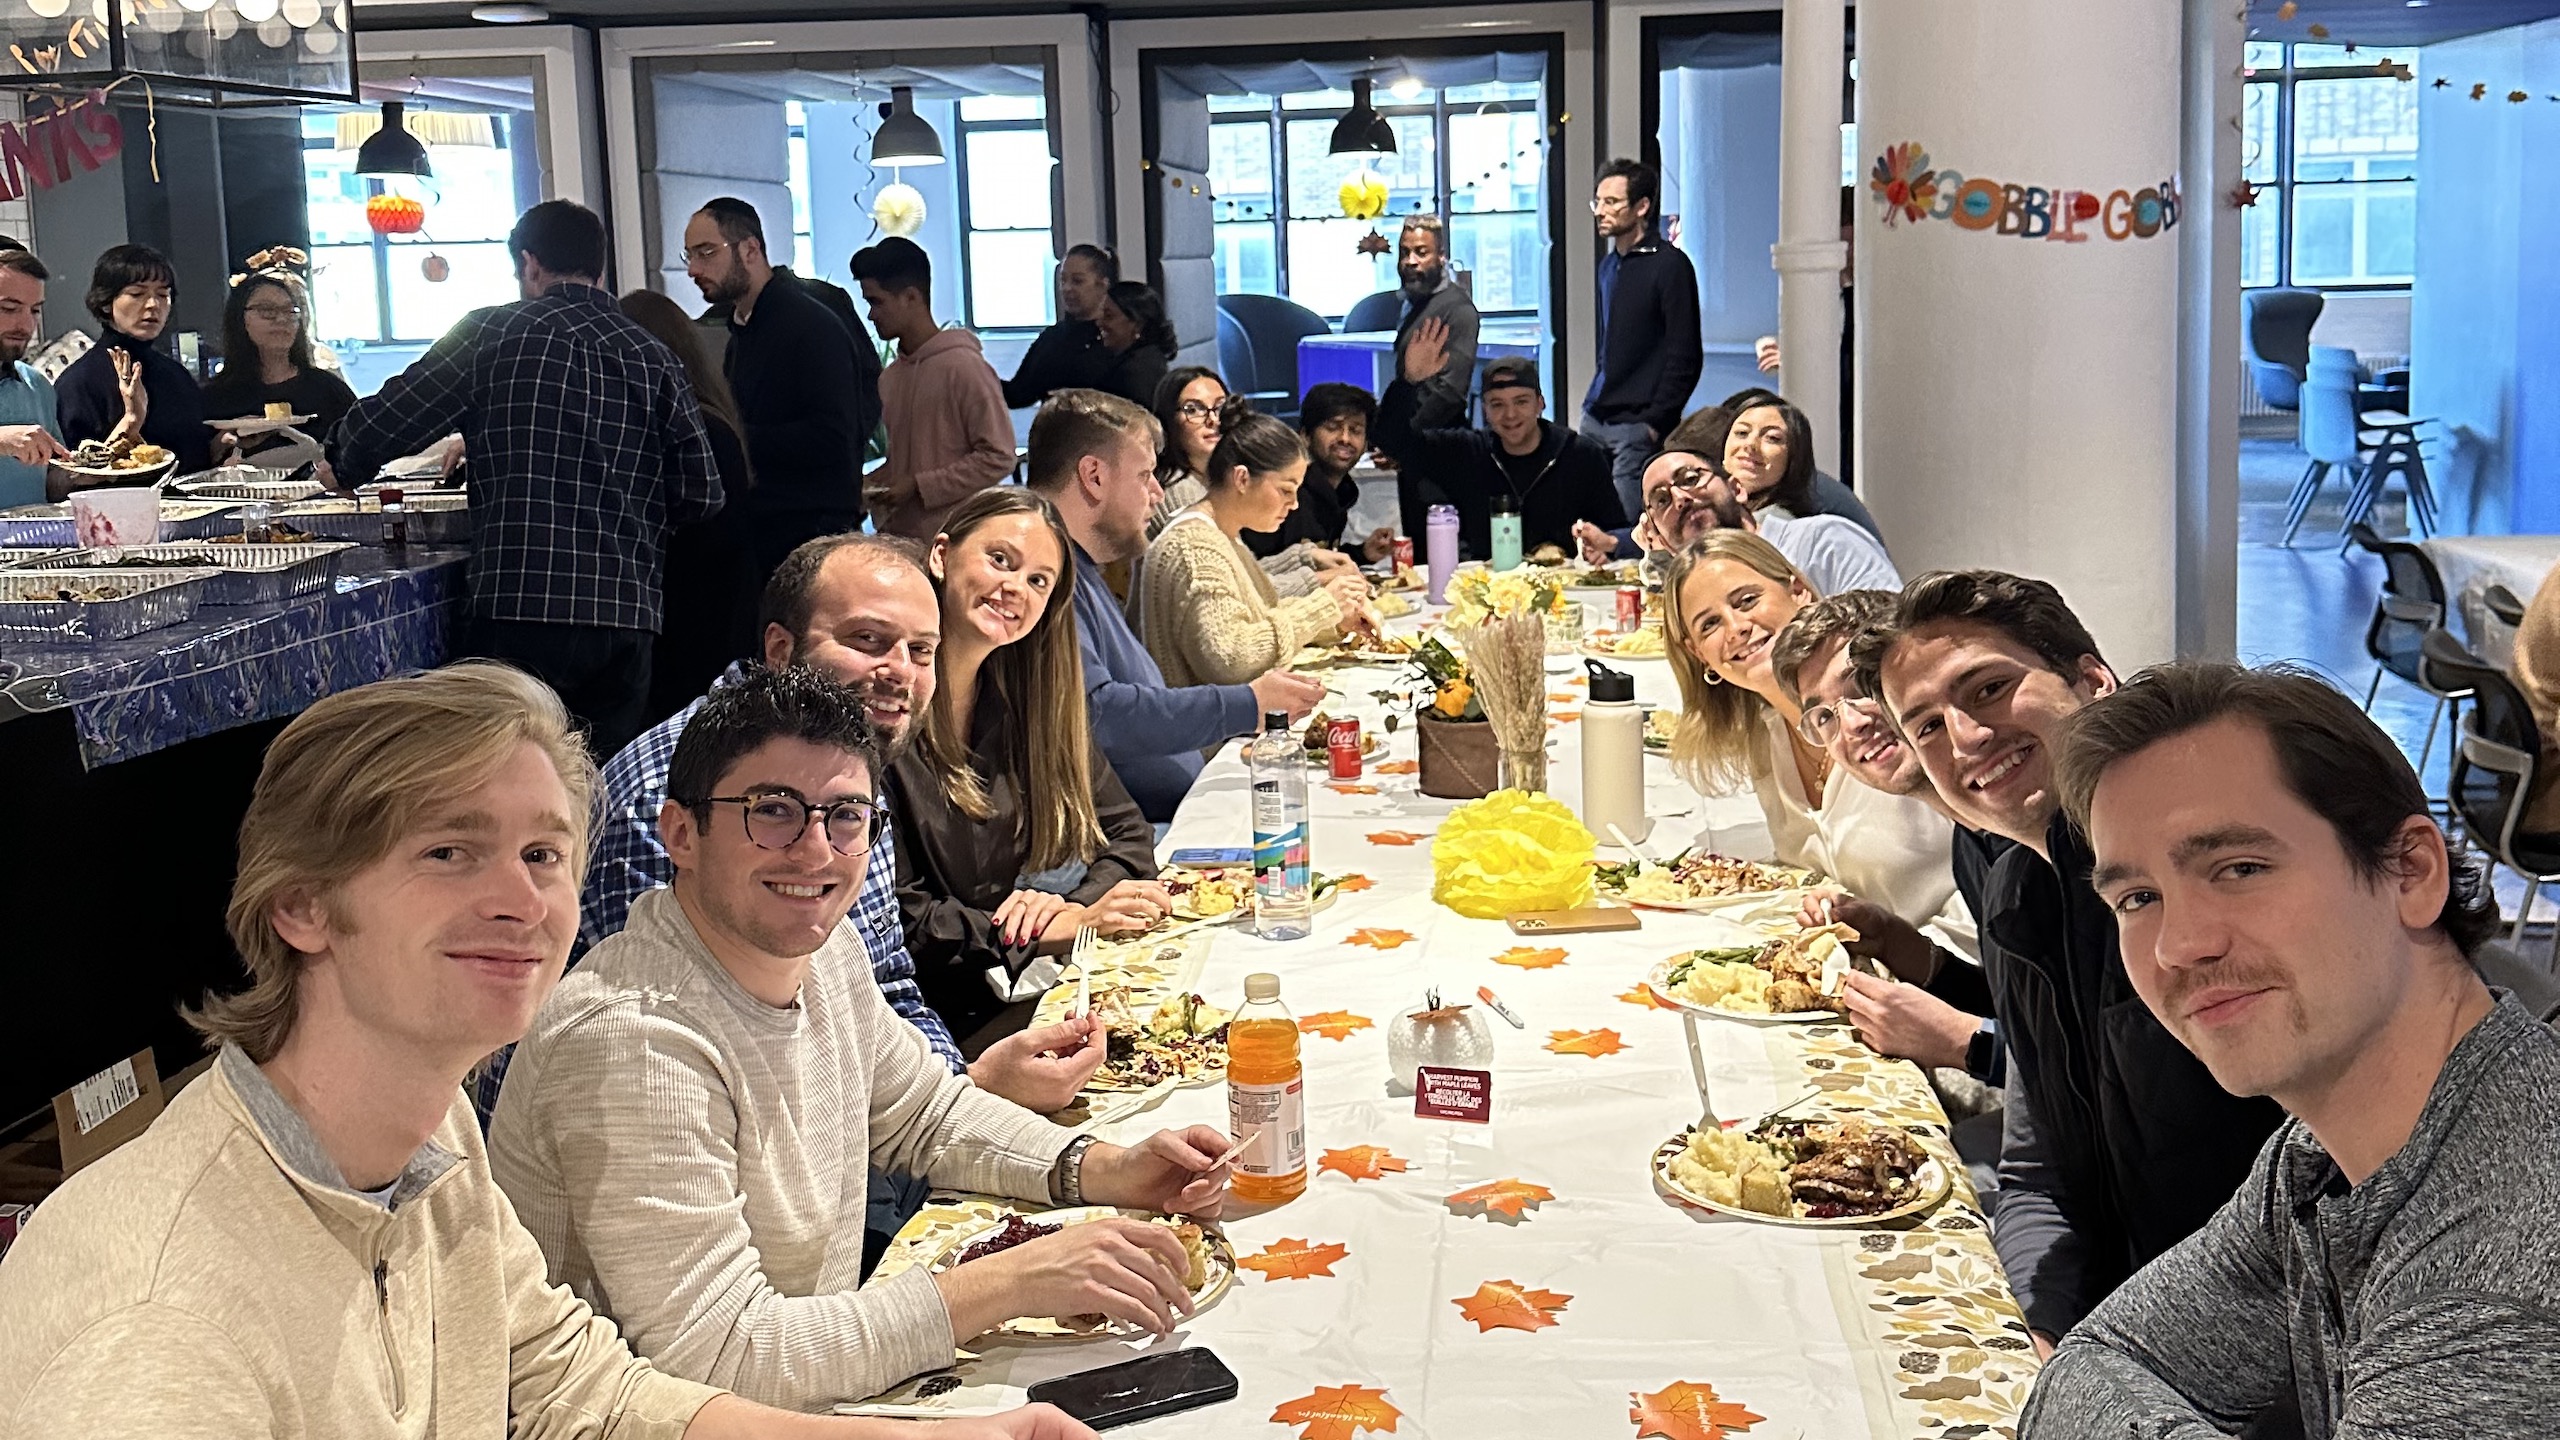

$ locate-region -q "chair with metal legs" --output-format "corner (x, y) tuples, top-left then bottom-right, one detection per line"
(2419, 627), (2484, 827)
(2430, 644), (2560, 971)
(2282, 354), (2366, 547)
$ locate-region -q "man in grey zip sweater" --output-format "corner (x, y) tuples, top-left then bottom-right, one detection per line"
(2021, 662), (2560, 1436)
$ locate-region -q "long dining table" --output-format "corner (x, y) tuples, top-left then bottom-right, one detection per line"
(856, 617), (2038, 1439)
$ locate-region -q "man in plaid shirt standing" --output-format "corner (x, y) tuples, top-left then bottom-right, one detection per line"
(335, 200), (723, 758)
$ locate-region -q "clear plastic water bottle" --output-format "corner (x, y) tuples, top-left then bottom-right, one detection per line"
(1247, 711), (1312, 940)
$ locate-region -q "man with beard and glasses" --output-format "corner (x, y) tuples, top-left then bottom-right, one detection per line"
(1391, 215), (1478, 431)
(2022, 663), (2560, 1435)
(477, 533), (1103, 1134)
(0, 245), (69, 507)
(490, 666), (1233, 1413)
(1028, 388), (1324, 822)
(1243, 382), (1394, 564)
(1582, 450), (1897, 597)
(684, 197), (876, 576)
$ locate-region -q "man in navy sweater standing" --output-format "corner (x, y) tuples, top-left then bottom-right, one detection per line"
(1581, 158), (1703, 520)
(1026, 389), (1324, 823)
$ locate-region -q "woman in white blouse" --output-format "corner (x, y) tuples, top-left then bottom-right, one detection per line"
(1658, 533), (1975, 960)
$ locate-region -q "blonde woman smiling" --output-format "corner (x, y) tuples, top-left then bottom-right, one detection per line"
(1659, 534), (1964, 951)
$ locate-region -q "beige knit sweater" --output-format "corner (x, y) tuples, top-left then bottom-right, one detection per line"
(488, 887), (1077, 1412)
(1140, 507), (1344, 687)
(0, 1045), (719, 1439)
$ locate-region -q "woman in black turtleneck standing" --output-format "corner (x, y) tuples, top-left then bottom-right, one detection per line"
(56, 244), (211, 476)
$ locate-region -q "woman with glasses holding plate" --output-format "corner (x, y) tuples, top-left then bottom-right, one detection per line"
(1659, 534), (1976, 981)
(201, 259), (356, 469)
(891, 486), (1166, 1040)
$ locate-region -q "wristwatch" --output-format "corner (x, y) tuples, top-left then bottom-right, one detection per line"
(1050, 1134), (1100, 1206)
(1965, 1021), (2000, 1083)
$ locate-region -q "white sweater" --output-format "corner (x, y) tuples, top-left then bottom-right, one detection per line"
(1747, 709), (1980, 960)
(488, 887), (1078, 1411)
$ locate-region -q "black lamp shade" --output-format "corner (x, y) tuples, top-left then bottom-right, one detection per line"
(1329, 78), (1398, 157)
(355, 102), (432, 179)
(873, 85), (946, 167)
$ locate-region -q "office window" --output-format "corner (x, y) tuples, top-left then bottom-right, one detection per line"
(1207, 78), (1545, 320)
(2242, 42), (2418, 289)
(304, 109), (530, 348)
(955, 94), (1056, 331)
(786, 101), (816, 277)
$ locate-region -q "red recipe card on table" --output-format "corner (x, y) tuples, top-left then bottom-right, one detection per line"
(1414, 1066), (1492, 1123)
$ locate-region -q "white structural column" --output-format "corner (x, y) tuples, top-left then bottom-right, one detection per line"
(1774, 0), (1848, 477)
(1857, 0), (2185, 669)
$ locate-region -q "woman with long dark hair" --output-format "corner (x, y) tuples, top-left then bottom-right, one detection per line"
(1144, 364), (1226, 539)
(201, 267), (357, 464)
(1000, 242), (1119, 409)
(1665, 386), (1881, 540)
(892, 486), (1164, 1037)
(1091, 280), (1176, 410)
(619, 288), (760, 719)
(1140, 397), (1372, 687)
(56, 243), (211, 476)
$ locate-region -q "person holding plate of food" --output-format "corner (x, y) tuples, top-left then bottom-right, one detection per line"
(54, 243), (211, 482)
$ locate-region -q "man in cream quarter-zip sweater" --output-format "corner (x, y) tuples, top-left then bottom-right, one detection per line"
(0, 663), (1090, 1440)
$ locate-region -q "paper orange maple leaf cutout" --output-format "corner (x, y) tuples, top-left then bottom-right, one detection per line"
(1328, 782), (1381, 795)
(1552, 710), (1581, 724)
(1630, 1381), (1765, 1440)
(1346, 927), (1416, 950)
(1366, 830), (1425, 846)
(1319, 1145), (1410, 1181)
(1333, 872), (1377, 891)
(1492, 945), (1568, 970)
(1546, 1028), (1629, 1057)
(1271, 1384), (1401, 1440)
(1373, 760), (1419, 775)
(1454, 1279), (1571, 1333)
(1549, 691), (1577, 703)
(1299, 1010), (1375, 1041)
(1446, 1177), (1555, 1223)
(1240, 1237), (1350, 1281)
(1617, 984), (1675, 1010)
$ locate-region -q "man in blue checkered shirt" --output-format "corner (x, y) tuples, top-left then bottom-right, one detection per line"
(334, 200), (722, 760)
(475, 533), (1105, 1133)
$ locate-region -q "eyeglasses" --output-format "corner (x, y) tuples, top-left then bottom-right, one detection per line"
(1177, 400), (1221, 421)
(245, 305), (303, 322)
(1645, 464), (1715, 510)
(1797, 695), (1886, 749)
(681, 240), (738, 264)
(1588, 195), (1631, 214)
(692, 790), (886, 856)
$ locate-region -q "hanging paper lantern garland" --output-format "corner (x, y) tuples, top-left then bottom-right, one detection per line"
(871, 181), (926, 238)
(366, 193), (424, 235)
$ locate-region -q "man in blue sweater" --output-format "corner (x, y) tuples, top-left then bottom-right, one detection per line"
(1026, 389), (1324, 822)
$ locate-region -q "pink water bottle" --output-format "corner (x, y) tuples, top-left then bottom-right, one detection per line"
(1425, 504), (1460, 605)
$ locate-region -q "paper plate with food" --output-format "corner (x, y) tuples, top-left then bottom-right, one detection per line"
(53, 438), (177, 484)
(1086, 990), (1231, 1092)
(1159, 863), (1348, 923)
(1593, 850), (1820, 912)
(1558, 560), (1645, 591)
(1579, 626), (1668, 660)
(1643, 707), (1678, 754)
(927, 1207), (1234, 1339)
(1653, 1115), (1949, 1227)
(1642, 923), (1858, 1022)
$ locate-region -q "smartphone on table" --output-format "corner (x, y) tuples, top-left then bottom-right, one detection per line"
(1025, 1348), (1238, 1430)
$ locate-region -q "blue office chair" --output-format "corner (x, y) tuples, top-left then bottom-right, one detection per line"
(1216, 294), (1332, 422)
(2281, 357), (2364, 546)
(2245, 288), (2324, 411)
(1344, 289), (1405, 334)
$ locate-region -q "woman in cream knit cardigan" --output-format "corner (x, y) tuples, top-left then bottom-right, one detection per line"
(1142, 398), (1373, 686)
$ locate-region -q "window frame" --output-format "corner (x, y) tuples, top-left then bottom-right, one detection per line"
(2243, 42), (2418, 293)
(952, 102), (1057, 334)
(1207, 86), (1543, 322)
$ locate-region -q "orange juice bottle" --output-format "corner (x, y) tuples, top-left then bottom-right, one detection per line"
(1226, 972), (1307, 1203)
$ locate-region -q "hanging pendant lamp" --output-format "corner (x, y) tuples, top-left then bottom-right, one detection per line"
(354, 101), (432, 178)
(1329, 77), (1397, 157)
(873, 86), (945, 167)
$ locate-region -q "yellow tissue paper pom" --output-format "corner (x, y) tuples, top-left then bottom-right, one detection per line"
(1339, 169), (1389, 221)
(1431, 790), (1597, 918)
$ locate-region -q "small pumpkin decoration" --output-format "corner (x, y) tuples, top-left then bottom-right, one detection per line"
(1387, 989), (1495, 1094)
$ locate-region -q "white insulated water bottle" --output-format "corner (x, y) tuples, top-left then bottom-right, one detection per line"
(1579, 659), (1650, 845)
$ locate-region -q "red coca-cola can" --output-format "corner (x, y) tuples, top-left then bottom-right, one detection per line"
(1391, 536), (1414, 570)
(1615, 586), (1645, 631)
(1327, 716), (1364, 779)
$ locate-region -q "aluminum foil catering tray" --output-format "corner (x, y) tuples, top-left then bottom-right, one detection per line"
(0, 500), (244, 548)
(0, 541), (354, 606)
(277, 492), (471, 546)
(171, 470), (325, 503)
(0, 567), (217, 643)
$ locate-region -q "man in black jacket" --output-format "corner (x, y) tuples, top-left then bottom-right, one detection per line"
(1851, 571), (2286, 1358)
(683, 197), (876, 577)
(1373, 316), (1626, 560)
(1582, 157), (1703, 520)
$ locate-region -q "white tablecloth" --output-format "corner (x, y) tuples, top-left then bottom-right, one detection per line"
(862, 642), (2037, 1438)
(2423, 533), (2560, 667)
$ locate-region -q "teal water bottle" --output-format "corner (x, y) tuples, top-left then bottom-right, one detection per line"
(1490, 494), (1523, 572)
